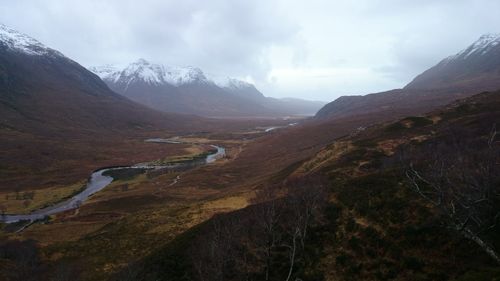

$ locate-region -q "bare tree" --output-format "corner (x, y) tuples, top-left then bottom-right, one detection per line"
(282, 217), (301, 281)
(282, 176), (328, 281)
(251, 187), (283, 281)
(287, 177), (328, 248)
(405, 124), (500, 264)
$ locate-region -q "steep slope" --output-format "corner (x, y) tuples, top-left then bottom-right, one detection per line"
(291, 91), (500, 280)
(91, 60), (324, 117)
(316, 34), (500, 121)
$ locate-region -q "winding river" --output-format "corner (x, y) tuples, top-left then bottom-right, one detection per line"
(1, 143), (225, 224)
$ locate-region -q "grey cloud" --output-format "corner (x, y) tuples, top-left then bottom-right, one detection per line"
(0, 0), (298, 79)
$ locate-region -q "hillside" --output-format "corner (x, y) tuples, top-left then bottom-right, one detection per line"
(406, 34), (500, 91)
(133, 90), (500, 281)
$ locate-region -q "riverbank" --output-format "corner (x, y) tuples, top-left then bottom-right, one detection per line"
(1, 142), (225, 224)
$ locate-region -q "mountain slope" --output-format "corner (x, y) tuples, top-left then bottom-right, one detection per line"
(406, 34), (500, 91)
(316, 34), (500, 121)
(315, 88), (468, 121)
(212, 76), (325, 115)
(91, 60), (324, 117)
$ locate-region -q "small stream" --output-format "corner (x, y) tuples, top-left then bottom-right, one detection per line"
(1, 143), (225, 224)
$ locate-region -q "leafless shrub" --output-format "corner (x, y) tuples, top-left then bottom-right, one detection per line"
(281, 176), (328, 281)
(250, 187), (284, 281)
(405, 124), (500, 263)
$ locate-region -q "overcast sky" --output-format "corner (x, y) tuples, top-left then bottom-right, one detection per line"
(1, 0), (500, 101)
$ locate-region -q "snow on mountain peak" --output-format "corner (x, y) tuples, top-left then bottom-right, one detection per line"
(226, 77), (253, 89)
(0, 24), (58, 56)
(477, 33), (500, 44)
(89, 64), (120, 80)
(167, 66), (207, 85)
(89, 60), (258, 92)
(451, 33), (500, 60)
(123, 59), (165, 84)
(91, 59), (210, 86)
(207, 74), (253, 89)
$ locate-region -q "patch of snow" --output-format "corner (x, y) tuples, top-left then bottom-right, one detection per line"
(165, 65), (208, 85)
(90, 59), (212, 87)
(89, 65), (121, 81)
(90, 59), (258, 90)
(0, 24), (63, 57)
(226, 77), (253, 89)
(452, 33), (500, 60)
(206, 74), (253, 89)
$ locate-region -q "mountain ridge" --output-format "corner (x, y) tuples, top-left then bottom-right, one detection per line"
(316, 33), (500, 121)
(90, 59), (325, 117)
(405, 33), (500, 90)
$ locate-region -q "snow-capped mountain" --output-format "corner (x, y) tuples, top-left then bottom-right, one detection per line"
(208, 75), (252, 89)
(90, 59), (324, 117)
(449, 33), (500, 60)
(89, 59), (269, 116)
(0, 24), (64, 57)
(90, 59), (261, 93)
(90, 59), (210, 88)
(406, 33), (500, 90)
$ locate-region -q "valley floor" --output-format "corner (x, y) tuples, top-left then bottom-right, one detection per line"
(1, 92), (499, 280)
(0, 117), (313, 280)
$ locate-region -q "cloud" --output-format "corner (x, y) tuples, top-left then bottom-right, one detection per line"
(0, 0), (299, 80)
(1, 0), (499, 101)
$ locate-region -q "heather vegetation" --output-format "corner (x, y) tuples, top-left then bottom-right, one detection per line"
(116, 92), (500, 280)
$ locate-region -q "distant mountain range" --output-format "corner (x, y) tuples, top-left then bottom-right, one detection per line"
(316, 33), (500, 121)
(90, 59), (325, 117)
